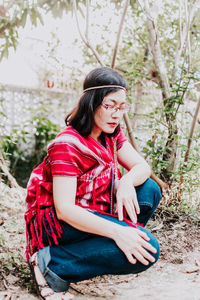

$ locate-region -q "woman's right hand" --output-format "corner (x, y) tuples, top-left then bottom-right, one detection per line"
(113, 226), (157, 265)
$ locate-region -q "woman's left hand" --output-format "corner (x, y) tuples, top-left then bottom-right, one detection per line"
(116, 177), (140, 223)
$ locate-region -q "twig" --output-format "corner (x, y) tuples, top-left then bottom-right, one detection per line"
(183, 96), (200, 164)
(178, 0), (182, 47)
(185, 110), (200, 123)
(69, 285), (85, 295)
(178, 96), (200, 200)
(123, 113), (140, 152)
(142, 0), (170, 99)
(111, 0), (130, 68)
(133, 113), (168, 128)
(6, 0), (16, 10)
(137, 0), (154, 22)
(184, 0), (192, 72)
(73, 0), (104, 66)
(2, 275), (8, 289)
(173, 0), (200, 78)
(124, 113), (168, 189)
(85, 0), (89, 39)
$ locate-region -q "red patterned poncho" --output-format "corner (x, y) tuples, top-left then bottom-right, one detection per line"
(24, 126), (128, 260)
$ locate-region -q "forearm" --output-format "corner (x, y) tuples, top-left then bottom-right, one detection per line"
(56, 203), (119, 239)
(120, 162), (151, 187)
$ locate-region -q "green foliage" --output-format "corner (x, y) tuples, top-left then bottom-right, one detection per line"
(0, 1), (44, 61)
(31, 106), (61, 167)
(40, 0), (73, 18)
(1, 106), (60, 187)
(0, 0), (89, 61)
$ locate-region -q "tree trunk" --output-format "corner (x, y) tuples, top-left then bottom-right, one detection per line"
(146, 14), (178, 183)
(161, 121), (178, 182)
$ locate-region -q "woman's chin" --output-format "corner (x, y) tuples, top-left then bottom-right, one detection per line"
(103, 127), (116, 134)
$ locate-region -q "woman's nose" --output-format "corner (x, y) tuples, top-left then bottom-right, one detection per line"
(112, 108), (122, 117)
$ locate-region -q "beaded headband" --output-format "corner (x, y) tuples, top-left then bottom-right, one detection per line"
(83, 85), (127, 93)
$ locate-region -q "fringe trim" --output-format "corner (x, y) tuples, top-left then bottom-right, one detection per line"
(25, 206), (62, 262)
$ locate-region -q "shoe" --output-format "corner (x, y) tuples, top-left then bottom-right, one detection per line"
(29, 252), (73, 300)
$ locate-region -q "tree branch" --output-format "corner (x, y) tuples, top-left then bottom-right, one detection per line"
(184, 96), (200, 164)
(174, 0), (200, 78)
(141, 0), (171, 100)
(85, 0), (89, 40)
(111, 0), (130, 68)
(178, 96), (200, 200)
(73, 0), (105, 66)
(0, 18), (19, 36)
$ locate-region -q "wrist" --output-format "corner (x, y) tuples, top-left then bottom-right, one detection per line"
(106, 222), (123, 240)
(120, 173), (133, 187)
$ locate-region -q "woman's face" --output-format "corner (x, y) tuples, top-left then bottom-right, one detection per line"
(91, 89), (127, 141)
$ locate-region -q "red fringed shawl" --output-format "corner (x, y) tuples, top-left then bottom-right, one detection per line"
(25, 126), (131, 261)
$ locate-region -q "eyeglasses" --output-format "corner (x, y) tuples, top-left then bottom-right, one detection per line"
(101, 103), (130, 113)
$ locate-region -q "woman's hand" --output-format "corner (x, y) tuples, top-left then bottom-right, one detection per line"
(113, 226), (157, 265)
(116, 177), (140, 223)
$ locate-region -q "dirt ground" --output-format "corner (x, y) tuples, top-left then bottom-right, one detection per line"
(0, 183), (199, 300)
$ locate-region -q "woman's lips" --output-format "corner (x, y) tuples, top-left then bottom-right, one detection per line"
(108, 122), (117, 127)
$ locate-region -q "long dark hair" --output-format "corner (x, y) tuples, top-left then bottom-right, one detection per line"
(65, 67), (127, 136)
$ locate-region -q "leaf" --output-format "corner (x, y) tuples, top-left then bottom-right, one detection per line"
(147, 140), (154, 147)
(142, 147), (149, 153)
(20, 9), (28, 28)
(30, 8), (37, 26)
(3, 43), (9, 58)
(37, 11), (44, 25)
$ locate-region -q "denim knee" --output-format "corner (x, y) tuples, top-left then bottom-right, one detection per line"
(139, 225), (160, 262)
(151, 179), (162, 208)
(136, 178), (161, 209)
(125, 227), (160, 274)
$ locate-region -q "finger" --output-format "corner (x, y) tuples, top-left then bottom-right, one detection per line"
(132, 196), (140, 214)
(127, 198), (137, 219)
(125, 252), (137, 264)
(132, 250), (149, 265)
(117, 200), (123, 221)
(141, 239), (157, 254)
(138, 247), (156, 263)
(124, 200), (137, 223)
(136, 230), (157, 253)
(136, 229), (150, 241)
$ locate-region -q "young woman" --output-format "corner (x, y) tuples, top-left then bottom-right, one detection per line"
(25, 67), (161, 300)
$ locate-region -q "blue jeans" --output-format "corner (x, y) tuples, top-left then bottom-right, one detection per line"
(37, 178), (161, 292)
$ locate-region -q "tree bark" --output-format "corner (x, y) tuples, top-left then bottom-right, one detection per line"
(144, 3), (178, 183)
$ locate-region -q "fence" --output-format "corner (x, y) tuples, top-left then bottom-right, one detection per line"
(0, 83), (78, 136)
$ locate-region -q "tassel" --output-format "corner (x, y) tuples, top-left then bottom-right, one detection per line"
(42, 216), (53, 246)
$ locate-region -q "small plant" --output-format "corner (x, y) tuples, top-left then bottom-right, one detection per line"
(31, 105), (61, 168)
(1, 105), (61, 187)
